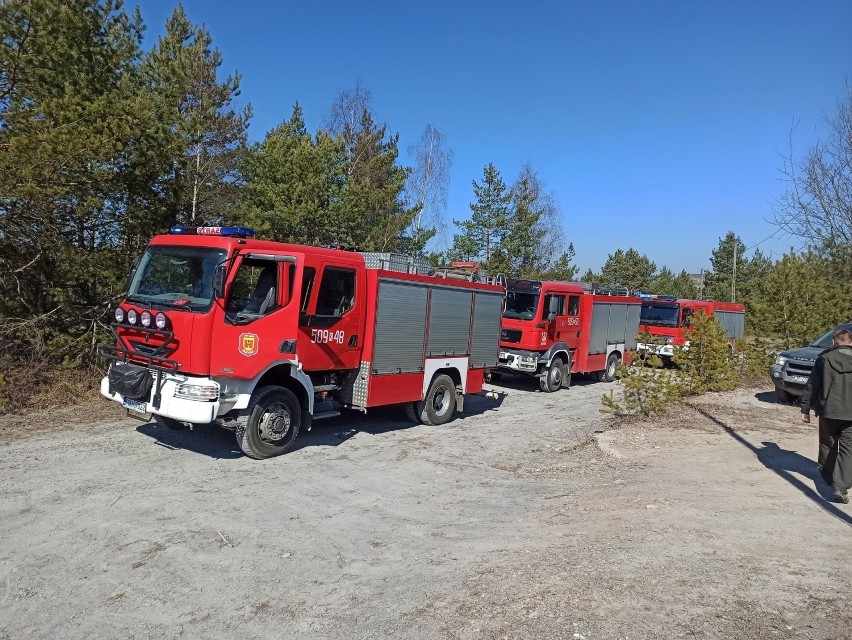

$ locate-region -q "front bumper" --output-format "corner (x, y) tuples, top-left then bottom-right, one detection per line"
(637, 342), (675, 357)
(101, 372), (221, 424)
(497, 348), (541, 374)
(769, 364), (809, 397)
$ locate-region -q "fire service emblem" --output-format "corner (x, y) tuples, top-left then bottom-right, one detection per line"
(238, 333), (259, 356)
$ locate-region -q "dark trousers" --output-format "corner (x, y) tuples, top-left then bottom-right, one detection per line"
(818, 417), (852, 492)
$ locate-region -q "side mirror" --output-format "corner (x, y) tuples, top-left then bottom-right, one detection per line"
(212, 264), (226, 299)
(802, 339), (811, 348)
(547, 296), (560, 321)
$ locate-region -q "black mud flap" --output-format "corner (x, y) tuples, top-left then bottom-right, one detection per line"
(108, 362), (153, 400)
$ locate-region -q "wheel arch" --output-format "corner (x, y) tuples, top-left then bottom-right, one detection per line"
(422, 357), (468, 398)
(539, 343), (571, 369)
(432, 366), (462, 389)
(256, 363), (314, 416)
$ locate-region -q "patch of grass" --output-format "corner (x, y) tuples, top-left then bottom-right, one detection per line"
(0, 359), (104, 415)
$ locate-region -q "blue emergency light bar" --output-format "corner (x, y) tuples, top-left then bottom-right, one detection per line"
(169, 226), (255, 238)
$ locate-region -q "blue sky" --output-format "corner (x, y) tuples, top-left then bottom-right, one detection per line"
(135, 0), (851, 274)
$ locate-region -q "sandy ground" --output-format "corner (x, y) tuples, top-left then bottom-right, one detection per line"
(0, 376), (850, 640)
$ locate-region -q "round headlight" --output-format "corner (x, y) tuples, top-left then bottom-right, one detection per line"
(140, 310), (152, 327)
(114, 307), (125, 323)
(155, 312), (168, 330)
(127, 309), (138, 325)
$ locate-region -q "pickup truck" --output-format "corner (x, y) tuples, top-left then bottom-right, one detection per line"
(770, 321), (852, 402)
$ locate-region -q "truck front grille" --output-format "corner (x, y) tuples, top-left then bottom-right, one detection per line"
(784, 359), (815, 383)
(501, 328), (522, 343)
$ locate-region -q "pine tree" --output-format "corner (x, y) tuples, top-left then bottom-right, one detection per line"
(541, 244), (578, 281)
(239, 104), (348, 246)
(651, 267), (698, 298)
(598, 248), (657, 291)
(143, 5), (250, 225)
(339, 108), (421, 252)
(753, 250), (852, 347)
(453, 163), (511, 268)
(0, 0), (149, 362)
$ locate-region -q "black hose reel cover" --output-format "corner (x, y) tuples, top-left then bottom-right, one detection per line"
(108, 362), (154, 400)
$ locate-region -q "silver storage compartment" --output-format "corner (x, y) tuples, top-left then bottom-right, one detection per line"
(470, 291), (503, 368)
(372, 280), (428, 374)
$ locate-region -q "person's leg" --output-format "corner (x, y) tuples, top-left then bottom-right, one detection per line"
(831, 421), (852, 502)
(818, 417), (839, 484)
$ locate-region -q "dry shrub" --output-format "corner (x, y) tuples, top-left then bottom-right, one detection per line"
(0, 359), (104, 415)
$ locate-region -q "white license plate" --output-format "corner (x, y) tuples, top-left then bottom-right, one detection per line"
(789, 375), (808, 383)
(122, 397), (147, 414)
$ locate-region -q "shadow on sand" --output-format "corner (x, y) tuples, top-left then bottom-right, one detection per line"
(135, 388), (507, 460)
(695, 407), (851, 527)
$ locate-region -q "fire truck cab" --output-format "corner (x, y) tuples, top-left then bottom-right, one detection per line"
(496, 280), (642, 391)
(101, 226), (504, 459)
(637, 295), (746, 358)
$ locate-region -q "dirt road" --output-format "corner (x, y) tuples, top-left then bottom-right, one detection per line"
(1, 377), (850, 639)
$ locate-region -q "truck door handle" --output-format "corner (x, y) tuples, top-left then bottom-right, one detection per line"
(348, 335), (358, 347)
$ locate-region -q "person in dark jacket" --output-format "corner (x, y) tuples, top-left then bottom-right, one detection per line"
(801, 327), (852, 504)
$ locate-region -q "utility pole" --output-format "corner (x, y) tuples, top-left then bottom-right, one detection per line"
(731, 247), (737, 302)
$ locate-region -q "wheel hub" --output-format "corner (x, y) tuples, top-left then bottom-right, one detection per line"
(551, 367), (561, 385)
(259, 403), (291, 442)
(433, 389), (448, 413)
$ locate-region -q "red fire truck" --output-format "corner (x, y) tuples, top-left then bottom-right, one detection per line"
(495, 280), (643, 390)
(637, 295), (746, 359)
(101, 226), (504, 459)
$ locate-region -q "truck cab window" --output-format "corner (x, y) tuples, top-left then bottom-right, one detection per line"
(226, 259), (279, 323)
(315, 268), (356, 317)
(300, 267), (316, 314)
(568, 295), (580, 316)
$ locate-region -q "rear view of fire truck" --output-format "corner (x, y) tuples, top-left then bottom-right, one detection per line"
(101, 227), (503, 459)
(497, 280), (642, 390)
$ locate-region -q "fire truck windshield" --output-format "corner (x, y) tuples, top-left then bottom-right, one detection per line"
(503, 290), (540, 320)
(640, 301), (680, 327)
(126, 245), (227, 311)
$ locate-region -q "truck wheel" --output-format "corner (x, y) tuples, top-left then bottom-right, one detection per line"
(599, 353), (620, 383)
(775, 387), (792, 404)
(236, 385), (301, 459)
(154, 415), (188, 430)
(404, 402), (420, 424)
(560, 362), (571, 389)
(539, 358), (564, 393)
(417, 374), (456, 426)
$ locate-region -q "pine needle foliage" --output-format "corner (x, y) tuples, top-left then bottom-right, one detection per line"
(601, 333), (685, 416)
